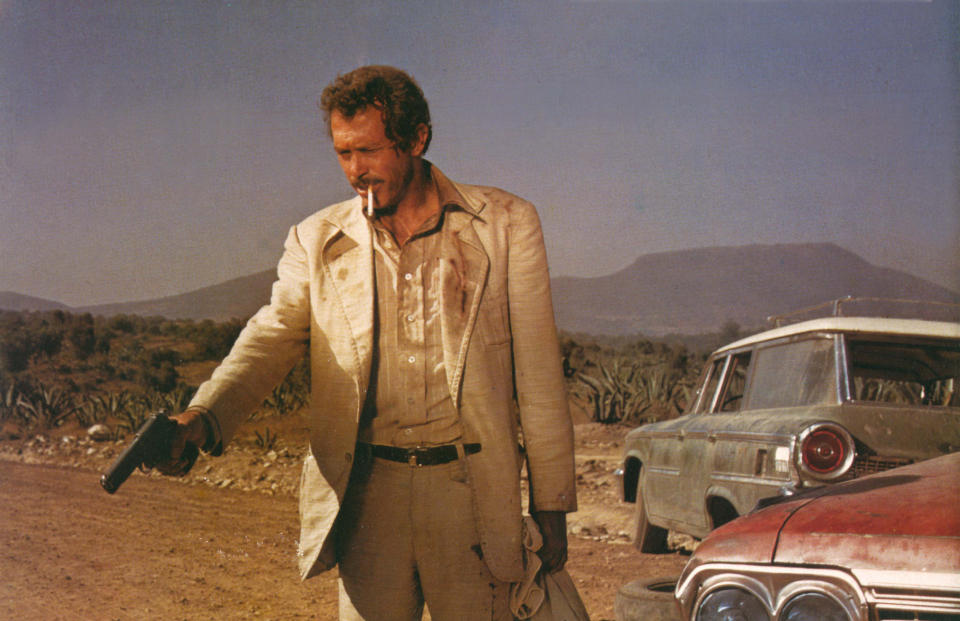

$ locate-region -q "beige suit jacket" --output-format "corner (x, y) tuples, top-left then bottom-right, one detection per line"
(189, 166), (577, 582)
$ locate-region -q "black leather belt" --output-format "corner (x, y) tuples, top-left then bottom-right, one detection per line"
(360, 442), (481, 467)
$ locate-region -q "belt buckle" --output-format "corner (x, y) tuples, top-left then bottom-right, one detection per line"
(407, 447), (421, 467)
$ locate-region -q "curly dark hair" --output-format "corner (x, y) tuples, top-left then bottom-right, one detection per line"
(320, 65), (432, 154)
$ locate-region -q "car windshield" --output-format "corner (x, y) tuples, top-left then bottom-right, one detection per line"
(847, 337), (960, 407)
(747, 337), (837, 409)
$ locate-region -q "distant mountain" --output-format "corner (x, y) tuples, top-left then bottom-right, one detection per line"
(552, 243), (959, 335)
(78, 271), (277, 321)
(3, 243), (958, 335)
(0, 291), (72, 313)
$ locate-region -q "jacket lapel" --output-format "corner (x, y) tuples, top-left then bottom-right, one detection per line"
(322, 199), (375, 409)
(439, 207), (489, 407)
(319, 173), (490, 411)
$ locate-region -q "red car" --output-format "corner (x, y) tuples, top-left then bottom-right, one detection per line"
(675, 451), (960, 620)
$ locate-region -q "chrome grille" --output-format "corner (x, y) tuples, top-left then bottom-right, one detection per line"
(877, 613), (960, 621)
(870, 585), (960, 621)
(852, 455), (913, 477)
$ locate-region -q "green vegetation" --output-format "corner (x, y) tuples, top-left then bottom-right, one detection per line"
(254, 427), (279, 451)
(0, 310), (301, 444)
(561, 332), (707, 425)
(0, 309), (723, 441)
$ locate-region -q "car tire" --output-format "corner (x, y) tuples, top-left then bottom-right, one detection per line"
(634, 471), (669, 553)
(614, 577), (680, 621)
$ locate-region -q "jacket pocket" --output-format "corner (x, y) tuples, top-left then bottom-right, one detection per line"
(480, 298), (511, 348)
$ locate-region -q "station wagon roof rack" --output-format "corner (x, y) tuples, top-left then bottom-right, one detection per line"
(767, 296), (960, 327)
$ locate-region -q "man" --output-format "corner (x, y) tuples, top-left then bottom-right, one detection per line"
(161, 65), (576, 620)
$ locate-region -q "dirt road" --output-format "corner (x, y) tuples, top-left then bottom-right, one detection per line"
(0, 458), (688, 620)
(0, 422), (691, 619)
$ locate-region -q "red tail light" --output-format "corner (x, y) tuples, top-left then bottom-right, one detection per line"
(797, 423), (855, 481)
(802, 429), (845, 473)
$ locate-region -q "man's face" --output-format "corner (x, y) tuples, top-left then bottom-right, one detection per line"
(330, 106), (425, 212)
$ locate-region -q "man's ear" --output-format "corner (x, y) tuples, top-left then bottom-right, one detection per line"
(409, 123), (429, 157)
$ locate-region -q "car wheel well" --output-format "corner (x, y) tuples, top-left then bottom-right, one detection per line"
(707, 496), (740, 529)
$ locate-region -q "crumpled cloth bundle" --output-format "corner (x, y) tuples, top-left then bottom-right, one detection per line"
(510, 516), (591, 620)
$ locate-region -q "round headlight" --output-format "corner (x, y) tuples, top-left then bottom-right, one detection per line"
(782, 592), (851, 621)
(696, 587), (770, 621)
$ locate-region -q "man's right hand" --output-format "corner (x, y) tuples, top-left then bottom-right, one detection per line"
(155, 409), (209, 476)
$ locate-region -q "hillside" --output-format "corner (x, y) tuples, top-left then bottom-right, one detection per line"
(78, 271), (276, 322)
(4, 243), (957, 335)
(0, 292), (71, 313)
(552, 243), (959, 335)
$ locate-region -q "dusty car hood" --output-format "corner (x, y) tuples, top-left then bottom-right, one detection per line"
(691, 453), (960, 574)
(682, 498), (803, 563)
(774, 452), (960, 574)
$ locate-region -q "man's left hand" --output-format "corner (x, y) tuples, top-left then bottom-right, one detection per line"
(532, 510), (567, 573)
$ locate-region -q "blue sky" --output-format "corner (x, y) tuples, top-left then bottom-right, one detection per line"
(1, 1), (957, 306)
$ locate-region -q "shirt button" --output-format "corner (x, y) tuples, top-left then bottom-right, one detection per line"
(404, 273), (413, 281)
(404, 428), (413, 435)
(406, 314), (415, 322)
(407, 355), (416, 363)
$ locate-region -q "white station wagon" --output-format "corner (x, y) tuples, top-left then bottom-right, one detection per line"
(620, 300), (960, 552)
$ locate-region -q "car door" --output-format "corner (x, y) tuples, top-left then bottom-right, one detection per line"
(645, 355), (731, 533)
(695, 351), (757, 529)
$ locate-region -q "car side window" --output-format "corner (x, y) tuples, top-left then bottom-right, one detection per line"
(693, 357), (726, 414)
(748, 337), (837, 409)
(847, 338), (960, 407)
(718, 353), (752, 412)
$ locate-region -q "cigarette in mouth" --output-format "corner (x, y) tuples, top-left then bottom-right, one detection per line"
(366, 186), (374, 217)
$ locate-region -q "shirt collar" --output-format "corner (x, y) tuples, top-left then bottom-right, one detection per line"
(361, 161), (479, 230)
(426, 161), (482, 218)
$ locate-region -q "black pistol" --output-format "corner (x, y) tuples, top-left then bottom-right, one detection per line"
(100, 411), (199, 494)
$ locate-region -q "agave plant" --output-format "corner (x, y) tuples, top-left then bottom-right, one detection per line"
(577, 357), (694, 425)
(91, 391), (132, 419)
(577, 358), (648, 424)
(0, 383), (19, 424)
(637, 364), (693, 420)
(115, 395), (154, 437)
(154, 384), (196, 414)
(15, 385), (78, 430)
(74, 399), (103, 427)
(254, 426), (279, 451)
(261, 382), (305, 417)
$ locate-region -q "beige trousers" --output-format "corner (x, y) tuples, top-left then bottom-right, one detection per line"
(335, 455), (513, 621)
